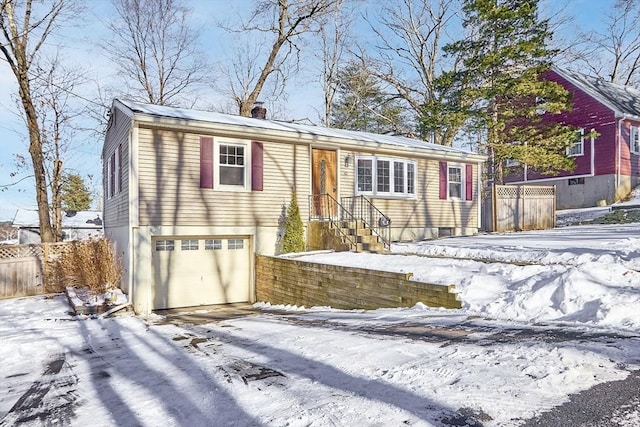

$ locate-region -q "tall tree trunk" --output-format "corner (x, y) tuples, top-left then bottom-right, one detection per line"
(51, 160), (63, 242)
(19, 78), (55, 243)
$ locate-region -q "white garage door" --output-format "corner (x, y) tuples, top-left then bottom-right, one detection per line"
(152, 236), (251, 310)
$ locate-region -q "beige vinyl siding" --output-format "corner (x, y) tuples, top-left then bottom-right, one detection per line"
(137, 127), (310, 226)
(339, 150), (478, 230)
(103, 108), (130, 228)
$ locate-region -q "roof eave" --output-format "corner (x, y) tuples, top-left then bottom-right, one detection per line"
(130, 111), (486, 163)
(552, 67), (640, 119)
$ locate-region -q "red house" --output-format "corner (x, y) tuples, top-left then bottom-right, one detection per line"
(505, 67), (640, 209)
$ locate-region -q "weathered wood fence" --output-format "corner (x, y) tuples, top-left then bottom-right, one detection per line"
(0, 244), (47, 298)
(482, 185), (556, 232)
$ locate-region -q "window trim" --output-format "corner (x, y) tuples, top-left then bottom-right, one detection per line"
(106, 153), (113, 200)
(355, 155), (416, 198)
(213, 138), (251, 192)
(567, 128), (584, 157)
(117, 144), (123, 193)
(631, 125), (640, 155)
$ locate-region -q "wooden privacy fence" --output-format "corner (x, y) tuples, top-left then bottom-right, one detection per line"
(0, 244), (47, 298)
(483, 185), (556, 232)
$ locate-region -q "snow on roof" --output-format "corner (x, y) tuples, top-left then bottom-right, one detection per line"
(554, 67), (640, 119)
(13, 209), (103, 229)
(115, 99), (480, 158)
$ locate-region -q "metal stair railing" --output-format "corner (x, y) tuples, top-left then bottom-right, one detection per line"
(308, 193), (358, 249)
(340, 195), (391, 250)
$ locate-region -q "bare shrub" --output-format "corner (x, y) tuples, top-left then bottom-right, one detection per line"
(45, 238), (122, 293)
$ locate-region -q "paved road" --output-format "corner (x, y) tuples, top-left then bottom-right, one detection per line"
(3, 304), (638, 426)
(162, 308), (640, 427)
(521, 369), (640, 427)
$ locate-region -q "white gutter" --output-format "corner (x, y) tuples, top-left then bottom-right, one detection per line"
(508, 173), (595, 185)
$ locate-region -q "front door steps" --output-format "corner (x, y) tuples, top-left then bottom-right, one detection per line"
(332, 220), (386, 253)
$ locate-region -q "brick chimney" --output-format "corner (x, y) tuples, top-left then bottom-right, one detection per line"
(251, 101), (267, 119)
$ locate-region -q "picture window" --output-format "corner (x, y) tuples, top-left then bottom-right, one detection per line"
(355, 156), (416, 198)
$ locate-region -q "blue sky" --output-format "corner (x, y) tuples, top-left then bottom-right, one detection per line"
(0, 0), (616, 221)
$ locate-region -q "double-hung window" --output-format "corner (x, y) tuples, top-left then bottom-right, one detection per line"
(356, 156), (416, 198)
(631, 125), (640, 155)
(357, 159), (373, 192)
(567, 128), (584, 157)
(219, 143), (245, 186)
(448, 166), (463, 199)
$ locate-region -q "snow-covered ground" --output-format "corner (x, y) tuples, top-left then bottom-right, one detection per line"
(297, 222), (640, 332)
(1, 215), (639, 425)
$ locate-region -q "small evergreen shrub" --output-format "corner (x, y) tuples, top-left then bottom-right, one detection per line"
(282, 193), (305, 253)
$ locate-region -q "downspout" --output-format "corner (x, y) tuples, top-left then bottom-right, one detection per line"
(524, 140), (528, 181)
(477, 161), (482, 232)
(590, 128), (595, 177)
(128, 122), (139, 307)
(617, 117), (626, 194)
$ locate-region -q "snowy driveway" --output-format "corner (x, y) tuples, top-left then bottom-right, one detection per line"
(1, 295), (639, 427)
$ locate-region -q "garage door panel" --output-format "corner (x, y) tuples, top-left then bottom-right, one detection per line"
(153, 237), (250, 310)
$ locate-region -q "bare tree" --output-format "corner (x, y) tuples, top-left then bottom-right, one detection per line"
(223, 0), (340, 117)
(30, 54), (86, 241)
(567, 0), (640, 86)
(0, 0), (80, 243)
(318, 0), (352, 126)
(360, 0), (459, 139)
(103, 0), (210, 106)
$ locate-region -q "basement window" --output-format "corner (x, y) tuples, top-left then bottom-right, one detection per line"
(568, 177), (585, 185)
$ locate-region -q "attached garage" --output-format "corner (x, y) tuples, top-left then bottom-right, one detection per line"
(152, 236), (251, 310)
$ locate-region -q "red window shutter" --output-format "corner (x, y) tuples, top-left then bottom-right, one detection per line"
(439, 161), (447, 199)
(465, 164), (473, 201)
(251, 141), (264, 191)
(117, 144), (123, 193)
(200, 136), (214, 189)
(109, 154), (116, 198)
